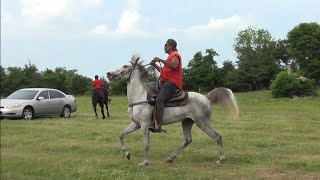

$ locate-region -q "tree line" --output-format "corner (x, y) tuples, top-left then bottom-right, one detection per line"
(1, 22), (319, 96)
(183, 22), (320, 92)
(0, 62), (93, 96)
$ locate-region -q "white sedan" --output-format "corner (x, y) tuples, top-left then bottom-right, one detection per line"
(0, 88), (77, 120)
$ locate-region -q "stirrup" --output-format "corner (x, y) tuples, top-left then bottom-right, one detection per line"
(148, 127), (167, 133)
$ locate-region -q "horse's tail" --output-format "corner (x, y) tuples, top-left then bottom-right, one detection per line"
(207, 87), (239, 126)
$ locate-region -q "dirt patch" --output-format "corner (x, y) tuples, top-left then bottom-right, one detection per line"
(264, 169), (318, 180)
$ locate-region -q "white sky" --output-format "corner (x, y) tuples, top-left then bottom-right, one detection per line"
(1, 0), (320, 79)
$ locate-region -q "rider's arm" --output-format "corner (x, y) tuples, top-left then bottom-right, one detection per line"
(155, 56), (179, 69)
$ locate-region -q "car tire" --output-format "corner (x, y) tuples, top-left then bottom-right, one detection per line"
(22, 107), (34, 120)
(61, 106), (71, 118)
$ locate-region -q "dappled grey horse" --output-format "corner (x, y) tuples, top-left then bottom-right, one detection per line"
(107, 54), (239, 167)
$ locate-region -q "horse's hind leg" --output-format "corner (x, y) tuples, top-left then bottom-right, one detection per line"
(99, 103), (106, 119)
(120, 122), (140, 160)
(166, 118), (194, 163)
(93, 104), (98, 119)
(105, 103), (110, 118)
(195, 119), (225, 164)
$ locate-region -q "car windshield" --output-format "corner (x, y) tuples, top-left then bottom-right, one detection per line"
(6, 90), (39, 100)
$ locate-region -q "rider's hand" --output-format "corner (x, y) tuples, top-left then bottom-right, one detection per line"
(153, 57), (161, 63)
(150, 60), (156, 66)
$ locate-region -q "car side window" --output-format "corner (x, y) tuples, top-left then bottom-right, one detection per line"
(49, 90), (65, 99)
(38, 91), (49, 99)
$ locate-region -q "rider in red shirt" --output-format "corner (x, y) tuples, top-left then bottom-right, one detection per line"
(149, 39), (183, 132)
(92, 75), (105, 105)
(93, 75), (103, 89)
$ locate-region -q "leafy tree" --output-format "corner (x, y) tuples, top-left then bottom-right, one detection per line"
(184, 49), (219, 92)
(0, 66), (7, 96)
(233, 27), (280, 91)
(109, 79), (127, 95)
(2, 67), (25, 96)
(273, 39), (292, 68)
(147, 66), (159, 82)
(40, 67), (81, 93)
(1, 63), (93, 96)
(70, 74), (92, 95)
(22, 61), (41, 88)
(287, 22), (320, 84)
(218, 60), (235, 87)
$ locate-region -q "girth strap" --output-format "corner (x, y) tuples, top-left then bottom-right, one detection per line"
(128, 100), (150, 107)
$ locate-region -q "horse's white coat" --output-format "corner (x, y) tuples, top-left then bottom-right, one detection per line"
(107, 54), (239, 166)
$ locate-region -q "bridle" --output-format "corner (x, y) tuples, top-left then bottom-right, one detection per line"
(127, 61), (150, 81)
(121, 61), (151, 107)
(110, 59), (160, 107)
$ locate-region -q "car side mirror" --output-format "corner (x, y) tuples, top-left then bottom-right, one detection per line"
(37, 96), (45, 100)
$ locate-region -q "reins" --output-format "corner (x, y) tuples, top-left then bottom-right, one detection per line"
(129, 100), (150, 107)
(128, 62), (150, 80)
(127, 62), (160, 107)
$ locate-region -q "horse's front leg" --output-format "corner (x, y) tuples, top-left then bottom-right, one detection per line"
(120, 122), (140, 160)
(139, 122), (151, 167)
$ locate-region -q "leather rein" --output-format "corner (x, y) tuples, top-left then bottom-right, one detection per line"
(126, 62), (152, 107)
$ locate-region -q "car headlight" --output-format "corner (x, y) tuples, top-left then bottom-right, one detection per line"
(6, 104), (22, 109)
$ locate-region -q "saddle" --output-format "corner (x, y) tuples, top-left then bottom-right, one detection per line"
(145, 82), (189, 107)
(145, 82), (189, 133)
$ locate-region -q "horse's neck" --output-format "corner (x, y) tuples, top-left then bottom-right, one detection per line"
(127, 72), (147, 104)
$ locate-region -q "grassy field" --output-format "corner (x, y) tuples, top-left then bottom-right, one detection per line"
(1, 91), (319, 179)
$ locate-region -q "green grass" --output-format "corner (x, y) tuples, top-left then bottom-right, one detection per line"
(1, 91), (320, 179)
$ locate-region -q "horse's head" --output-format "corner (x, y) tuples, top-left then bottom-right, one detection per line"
(107, 54), (146, 81)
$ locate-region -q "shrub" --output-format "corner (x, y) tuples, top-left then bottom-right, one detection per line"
(270, 71), (317, 98)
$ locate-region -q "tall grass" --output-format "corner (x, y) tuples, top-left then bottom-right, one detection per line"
(1, 91), (319, 179)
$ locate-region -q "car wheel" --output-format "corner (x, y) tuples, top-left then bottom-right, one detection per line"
(22, 107), (34, 120)
(61, 106), (71, 118)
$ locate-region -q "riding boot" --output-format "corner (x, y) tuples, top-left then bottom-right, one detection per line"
(154, 120), (160, 131)
(149, 105), (162, 133)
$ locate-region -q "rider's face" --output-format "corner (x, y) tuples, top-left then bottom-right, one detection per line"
(164, 43), (171, 53)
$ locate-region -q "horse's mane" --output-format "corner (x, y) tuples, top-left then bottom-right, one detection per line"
(136, 63), (148, 82)
(131, 53), (149, 83)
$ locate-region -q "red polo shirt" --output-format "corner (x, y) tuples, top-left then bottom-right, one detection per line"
(160, 51), (183, 89)
(93, 79), (103, 89)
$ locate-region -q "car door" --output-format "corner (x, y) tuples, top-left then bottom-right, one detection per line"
(49, 90), (65, 114)
(34, 90), (51, 115)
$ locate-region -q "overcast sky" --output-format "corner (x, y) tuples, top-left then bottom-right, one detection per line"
(1, 0), (320, 79)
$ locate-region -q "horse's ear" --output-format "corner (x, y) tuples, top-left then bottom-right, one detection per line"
(131, 53), (140, 63)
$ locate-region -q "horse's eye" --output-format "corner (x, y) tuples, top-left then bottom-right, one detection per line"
(120, 71), (126, 74)
(123, 65), (128, 68)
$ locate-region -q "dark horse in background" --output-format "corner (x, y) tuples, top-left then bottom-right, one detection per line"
(92, 88), (110, 119)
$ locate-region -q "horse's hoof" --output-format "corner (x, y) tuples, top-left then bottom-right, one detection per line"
(95, 115), (98, 119)
(103, 116), (106, 119)
(125, 152), (130, 160)
(216, 156), (225, 164)
(139, 161), (149, 167)
(166, 157), (174, 163)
